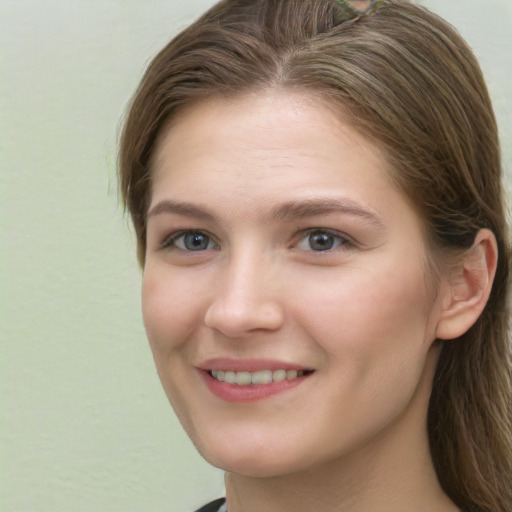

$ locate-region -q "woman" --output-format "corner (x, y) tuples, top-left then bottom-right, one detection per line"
(118, 0), (512, 511)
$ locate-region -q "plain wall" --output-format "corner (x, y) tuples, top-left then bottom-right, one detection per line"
(1, 1), (511, 511)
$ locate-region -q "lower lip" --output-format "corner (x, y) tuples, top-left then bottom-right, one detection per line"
(199, 370), (311, 403)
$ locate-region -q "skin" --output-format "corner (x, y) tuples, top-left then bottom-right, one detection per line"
(141, 91), (480, 512)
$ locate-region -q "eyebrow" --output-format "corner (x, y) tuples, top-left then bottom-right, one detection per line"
(270, 198), (385, 228)
(147, 197), (384, 228)
(147, 200), (217, 221)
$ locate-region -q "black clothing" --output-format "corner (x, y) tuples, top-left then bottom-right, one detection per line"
(194, 497), (226, 512)
(194, 497), (475, 511)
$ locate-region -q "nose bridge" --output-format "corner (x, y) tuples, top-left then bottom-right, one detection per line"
(204, 245), (284, 336)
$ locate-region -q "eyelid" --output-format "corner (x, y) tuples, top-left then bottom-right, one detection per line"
(295, 228), (355, 251)
(156, 227), (355, 253)
(160, 229), (219, 251)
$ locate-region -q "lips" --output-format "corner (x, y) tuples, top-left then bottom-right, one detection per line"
(197, 357), (313, 372)
(197, 358), (315, 402)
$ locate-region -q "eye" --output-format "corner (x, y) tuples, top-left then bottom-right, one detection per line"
(296, 229), (350, 252)
(162, 230), (219, 251)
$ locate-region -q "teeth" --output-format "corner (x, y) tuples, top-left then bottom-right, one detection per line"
(273, 369), (287, 382)
(251, 370), (272, 385)
(236, 371), (252, 386)
(224, 371), (236, 384)
(210, 369), (309, 386)
(287, 370), (297, 380)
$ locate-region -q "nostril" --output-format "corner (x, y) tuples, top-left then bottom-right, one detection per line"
(203, 295), (285, 337)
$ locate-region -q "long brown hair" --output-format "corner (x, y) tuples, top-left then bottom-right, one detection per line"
(118, 1), (512, 509)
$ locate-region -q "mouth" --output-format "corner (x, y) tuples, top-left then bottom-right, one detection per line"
(208, 368), (315, 386)
(198, 360), (315, 402)
(197, 358), (316, 402)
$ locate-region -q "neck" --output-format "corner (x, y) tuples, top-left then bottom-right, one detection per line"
(225, 438), (457, 512)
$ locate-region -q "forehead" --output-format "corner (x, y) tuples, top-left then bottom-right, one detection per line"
(150, 91), (394, 199)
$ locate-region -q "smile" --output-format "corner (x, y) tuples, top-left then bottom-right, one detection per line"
(209, 369), (312, 386)
(200, 362), (315, 402)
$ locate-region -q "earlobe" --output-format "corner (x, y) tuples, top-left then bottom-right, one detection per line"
(435, 229), (498, 340)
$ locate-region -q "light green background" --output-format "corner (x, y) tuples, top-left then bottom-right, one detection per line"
(1, 1), (510, 511)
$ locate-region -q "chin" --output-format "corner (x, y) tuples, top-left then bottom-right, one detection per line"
(196, 432), (307, 478)
(208, 454), (298, 478)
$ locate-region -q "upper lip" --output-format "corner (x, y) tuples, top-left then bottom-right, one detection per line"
(197, 357), (314, 372)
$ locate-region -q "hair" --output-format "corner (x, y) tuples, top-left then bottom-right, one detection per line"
(118, 1), (512, 510)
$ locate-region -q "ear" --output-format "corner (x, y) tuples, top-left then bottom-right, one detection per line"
(435, 229), (498, 340)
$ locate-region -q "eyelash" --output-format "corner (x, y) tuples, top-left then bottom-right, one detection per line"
(295, 229), (353, 252)
(160, 230), (219, 252)
(159, 228), (354, 253)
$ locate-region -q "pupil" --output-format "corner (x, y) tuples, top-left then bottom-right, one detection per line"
(185, 232), (209, 250)
(310, 232), (334, 251)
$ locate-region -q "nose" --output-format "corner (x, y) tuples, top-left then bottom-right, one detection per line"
(203, 252), (285, 338)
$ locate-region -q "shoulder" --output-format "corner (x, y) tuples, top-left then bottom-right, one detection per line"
(194, 497), (226, 512)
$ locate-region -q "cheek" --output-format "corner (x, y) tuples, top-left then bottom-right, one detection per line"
(141, 265), (204, 354)
(295, 256), (434, 355)
(141, 266), (204, 419)
(291, 259), (437, 438)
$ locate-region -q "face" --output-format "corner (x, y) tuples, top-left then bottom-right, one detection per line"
(142, 92), (446, 478)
